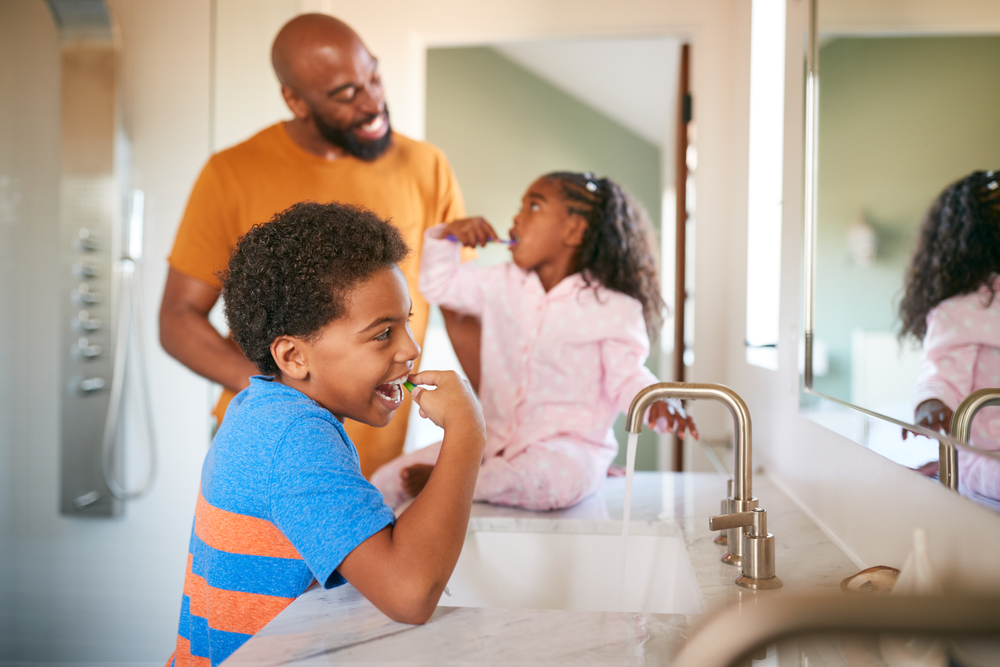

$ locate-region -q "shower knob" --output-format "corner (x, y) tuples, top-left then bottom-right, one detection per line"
(73, 311), (102, 332)
(72, 337), (102, 360)
(71, 376), (106, 394)
(71, 284), (101, 305)
(73, 262), (101, 278)
(75, 228), (98, 252)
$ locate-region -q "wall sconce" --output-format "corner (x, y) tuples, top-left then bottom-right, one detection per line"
(846, 213), (877, 267)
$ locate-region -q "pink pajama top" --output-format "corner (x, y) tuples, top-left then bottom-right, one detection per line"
(913, 277), (1000, 500)
(418, 225), (666, 460)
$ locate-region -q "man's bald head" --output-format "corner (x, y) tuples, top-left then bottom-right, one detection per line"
(271, 13), (365, 91)
(271, 14), (391, 161)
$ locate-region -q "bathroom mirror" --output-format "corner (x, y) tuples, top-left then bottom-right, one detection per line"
(800, 0), (1000, 509)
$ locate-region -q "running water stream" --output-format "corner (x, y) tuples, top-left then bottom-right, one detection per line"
(617, 431), (639, 611)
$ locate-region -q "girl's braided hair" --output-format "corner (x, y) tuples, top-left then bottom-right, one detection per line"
(544, 172), (665, 341)
(899, 170), (1000, 341)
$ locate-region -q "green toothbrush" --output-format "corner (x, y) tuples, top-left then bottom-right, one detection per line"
(403, 380), (416, 392)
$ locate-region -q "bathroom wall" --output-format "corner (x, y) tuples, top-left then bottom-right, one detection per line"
(726, 0), (1000, 587)
(425, 46), (663, 471)
(813, 35), (1000, 401)
(0, 0), (213, 663)
(0, 0), (61, 651)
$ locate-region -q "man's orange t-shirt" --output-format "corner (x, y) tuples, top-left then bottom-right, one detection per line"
(168, 123), (466, 477)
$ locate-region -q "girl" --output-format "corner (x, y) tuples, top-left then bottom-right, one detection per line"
(371, 171), (697, 511)
(901, 170), (1000, 501)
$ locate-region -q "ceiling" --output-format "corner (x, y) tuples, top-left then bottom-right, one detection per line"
(493, 36), (682, 147)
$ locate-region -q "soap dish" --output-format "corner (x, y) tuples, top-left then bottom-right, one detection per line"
(840, 566), (900, 594)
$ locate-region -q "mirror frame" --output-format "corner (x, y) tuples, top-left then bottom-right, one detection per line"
(798, 0), (968, 480)
(797, 0), (1000, 506)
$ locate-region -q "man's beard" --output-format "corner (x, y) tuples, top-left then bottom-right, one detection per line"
(310, 105), (393, 161)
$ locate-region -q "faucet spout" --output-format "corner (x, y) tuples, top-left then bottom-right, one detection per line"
(626, 383), (778, 588)
(626, 382), (753, 502)
(943, 388), (1000, 490)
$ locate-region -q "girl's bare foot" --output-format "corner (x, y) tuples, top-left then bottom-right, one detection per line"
(401, 463), (435, 497)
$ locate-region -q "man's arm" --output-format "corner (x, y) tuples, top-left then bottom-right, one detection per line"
(440, 308), (481, 392)
(159, 267), (259, 393)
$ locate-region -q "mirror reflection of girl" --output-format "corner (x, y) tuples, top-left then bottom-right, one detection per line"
(371, 172), (697, 511)
(900, 170), (1000, 500)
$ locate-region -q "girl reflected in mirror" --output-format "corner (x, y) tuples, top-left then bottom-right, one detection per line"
(900, 170), (1000, 501)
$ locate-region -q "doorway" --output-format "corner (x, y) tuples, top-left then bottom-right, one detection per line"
(409, 37), (696, 472)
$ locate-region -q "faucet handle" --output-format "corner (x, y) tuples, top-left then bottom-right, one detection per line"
(709, 507), (767, 536)
(709, 508), (782, 591)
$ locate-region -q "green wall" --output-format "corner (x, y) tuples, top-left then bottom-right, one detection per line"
(813, 36), (1000, 401)
(426, 46), (663, 470)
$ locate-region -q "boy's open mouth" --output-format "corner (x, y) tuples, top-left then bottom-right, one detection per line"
(374, 376), (406, 406)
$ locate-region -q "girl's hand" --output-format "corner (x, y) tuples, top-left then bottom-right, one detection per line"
(407, 370), (486, 434)
(441, 217), (500, 248)
(903, 398), (953, 439)
(648, 399), (699, 440)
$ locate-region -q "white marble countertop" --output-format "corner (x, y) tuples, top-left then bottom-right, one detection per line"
(225, 472), (859, 666)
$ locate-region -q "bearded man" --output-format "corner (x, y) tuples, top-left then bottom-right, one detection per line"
(160, 13), (480, 477)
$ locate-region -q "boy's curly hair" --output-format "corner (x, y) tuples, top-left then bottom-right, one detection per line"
(544, 172), (665, 341)
(220, 201), (410, 376)
(899, 170), (1000, 341)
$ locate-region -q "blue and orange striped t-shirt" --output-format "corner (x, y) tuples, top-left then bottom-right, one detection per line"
(167, 376), (396, 666)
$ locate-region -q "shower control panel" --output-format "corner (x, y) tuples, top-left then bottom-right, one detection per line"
(52, 0), (123, 518)
(59, 194), (121, 517)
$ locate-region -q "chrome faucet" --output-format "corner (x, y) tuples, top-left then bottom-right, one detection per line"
(626, 382), (781, 590)
(942, 388), (1000, 490)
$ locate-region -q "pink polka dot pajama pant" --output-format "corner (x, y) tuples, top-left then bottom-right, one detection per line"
(370, 439), (616, 511)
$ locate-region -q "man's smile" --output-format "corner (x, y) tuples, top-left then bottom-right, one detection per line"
(354, 112), (388, 140)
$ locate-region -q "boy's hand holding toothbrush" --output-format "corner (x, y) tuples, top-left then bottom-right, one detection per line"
(406, 370), (486, 436)
(648, 399), (699, 440)
(396, 371), (485, 501)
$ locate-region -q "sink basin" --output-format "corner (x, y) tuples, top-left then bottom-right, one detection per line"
(443, 530), (705, 615)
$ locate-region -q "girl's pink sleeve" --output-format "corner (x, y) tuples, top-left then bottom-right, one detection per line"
(417, 224), (489, 317)
(599, 299), (680, 424)
(961, 451), (1000, 501)
(913, 299), (980, 411)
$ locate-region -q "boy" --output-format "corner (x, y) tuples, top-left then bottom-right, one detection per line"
(166, 202), (486, 666)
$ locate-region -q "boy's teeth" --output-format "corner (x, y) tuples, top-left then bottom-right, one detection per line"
(376, 381), (403, 402)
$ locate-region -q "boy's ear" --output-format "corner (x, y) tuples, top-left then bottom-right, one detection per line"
(271, 336), (309, 380)
(564, 214), (589, 248)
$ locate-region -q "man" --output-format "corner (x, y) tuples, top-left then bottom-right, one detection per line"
(160, 13), (479, 477)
